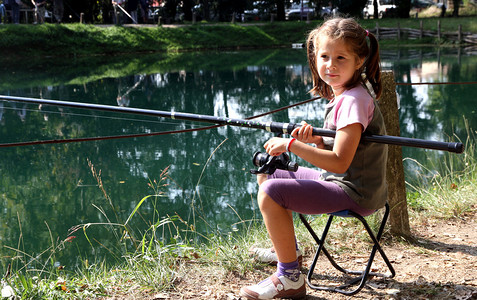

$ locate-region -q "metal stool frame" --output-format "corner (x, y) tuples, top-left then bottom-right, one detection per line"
(298, 202), (396, 296)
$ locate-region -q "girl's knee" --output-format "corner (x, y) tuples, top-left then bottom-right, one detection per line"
(258, 189), (279, 211)
(257, 189), (268, 206)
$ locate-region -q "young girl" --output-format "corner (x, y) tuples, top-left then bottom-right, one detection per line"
(240, 17), (387, 300)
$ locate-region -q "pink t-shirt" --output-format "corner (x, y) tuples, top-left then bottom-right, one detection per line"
(323, 85), (375, 132)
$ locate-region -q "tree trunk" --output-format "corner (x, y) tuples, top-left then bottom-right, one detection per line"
(379, 71), (412, 239)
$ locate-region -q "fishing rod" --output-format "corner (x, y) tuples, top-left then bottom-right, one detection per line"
(0, 95), (464, 153)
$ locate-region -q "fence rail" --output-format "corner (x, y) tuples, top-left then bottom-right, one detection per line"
(370, 20), (477, 44)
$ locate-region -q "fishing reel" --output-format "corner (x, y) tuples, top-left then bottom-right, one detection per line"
(250, 151), (299, 175)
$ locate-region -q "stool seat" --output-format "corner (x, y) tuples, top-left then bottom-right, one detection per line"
(298, 202), (395, 296)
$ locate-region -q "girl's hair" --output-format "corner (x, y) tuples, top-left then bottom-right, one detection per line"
(306, 17), (382, 99)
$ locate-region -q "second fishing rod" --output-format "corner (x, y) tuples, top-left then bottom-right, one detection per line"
(0, 95), (464, 153)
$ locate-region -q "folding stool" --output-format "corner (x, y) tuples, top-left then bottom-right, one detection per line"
(298, 202), (396, 296)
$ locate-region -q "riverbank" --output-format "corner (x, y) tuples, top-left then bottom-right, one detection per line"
(1, 134), (476, 299)
(0, 17), (476, 58)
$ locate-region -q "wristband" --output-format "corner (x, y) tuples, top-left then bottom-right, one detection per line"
(286, 138), (296, 152)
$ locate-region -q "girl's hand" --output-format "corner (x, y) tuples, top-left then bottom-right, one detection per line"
(292, 121), (324, 148)
(263, 137), (288, 156)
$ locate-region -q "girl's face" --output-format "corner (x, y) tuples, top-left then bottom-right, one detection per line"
(316, 36), (364, 97)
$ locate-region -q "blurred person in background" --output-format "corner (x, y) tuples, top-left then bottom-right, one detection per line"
(139, 0), (148, 23)
(31, 0), (46, 24)
(53, 0), (63, 23)
(8, 0), (21, 24)
(112, 0), (125, 24)
(127, 0), (138, 23)
(0, 0), (6, 24)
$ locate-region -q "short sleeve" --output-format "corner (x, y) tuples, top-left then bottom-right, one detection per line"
(333, 86), (375, 132)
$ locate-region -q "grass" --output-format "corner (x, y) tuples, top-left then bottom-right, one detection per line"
(405, 122), (477, 219)
(1, 126), (475, 299)
(0, 16), (476, 58)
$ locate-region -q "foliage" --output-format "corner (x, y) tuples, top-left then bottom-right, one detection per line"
(7, 0), (477, 25)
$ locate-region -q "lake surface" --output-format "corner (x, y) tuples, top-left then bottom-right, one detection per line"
(0, 46), (476, 272)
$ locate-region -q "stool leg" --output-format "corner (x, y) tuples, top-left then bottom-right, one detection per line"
(298, 203), (395, 296)
(350, 205), (396, 279)
(299, 214), (349, 273)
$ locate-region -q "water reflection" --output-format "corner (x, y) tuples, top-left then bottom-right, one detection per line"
(385, 47), (477, 185)
(0, 47), (475, 272)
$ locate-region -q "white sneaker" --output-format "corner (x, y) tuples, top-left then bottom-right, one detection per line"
(240, 273), (306, 299)
(250, 247), (303, 267)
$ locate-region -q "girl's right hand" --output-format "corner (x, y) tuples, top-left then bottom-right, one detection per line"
(263, 137), (288, 156)
(292, 121), (324, 149)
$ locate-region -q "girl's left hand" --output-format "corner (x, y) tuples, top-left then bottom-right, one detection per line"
(292, 121), (322, 145)
(263, 137), (288, 156)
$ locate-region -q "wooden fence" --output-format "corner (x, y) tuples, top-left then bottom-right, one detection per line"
(370, 20), (477, 44)
(378, 46), (477, 62)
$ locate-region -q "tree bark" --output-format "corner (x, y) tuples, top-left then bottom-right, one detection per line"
(379, 71), (412, 239)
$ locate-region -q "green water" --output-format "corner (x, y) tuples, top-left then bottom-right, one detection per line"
(0, 47), (476, 272)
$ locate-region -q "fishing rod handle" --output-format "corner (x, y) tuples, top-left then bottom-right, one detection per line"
(266, 122), (463, 153)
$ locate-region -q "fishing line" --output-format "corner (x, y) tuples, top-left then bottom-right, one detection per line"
(0, 124), (221, 148)
(0, 96), (322, 148)
(1, 105), (179, 125)
(396, 81), (477, 86)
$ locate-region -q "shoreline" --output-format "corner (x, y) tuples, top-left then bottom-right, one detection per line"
(0, 17), (476, 58)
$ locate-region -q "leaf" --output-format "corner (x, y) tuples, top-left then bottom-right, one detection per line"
(124, 195), (154, 226)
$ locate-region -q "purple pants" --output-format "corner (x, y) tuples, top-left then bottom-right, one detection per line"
(260, 167), (375, 217)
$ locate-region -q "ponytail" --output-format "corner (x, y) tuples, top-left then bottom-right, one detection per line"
(364, 32), (382, 99)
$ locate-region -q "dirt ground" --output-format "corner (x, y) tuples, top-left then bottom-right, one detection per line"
(119, 208), (477, 300)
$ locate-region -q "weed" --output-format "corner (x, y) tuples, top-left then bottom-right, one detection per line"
(405, 123), (476, 219)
